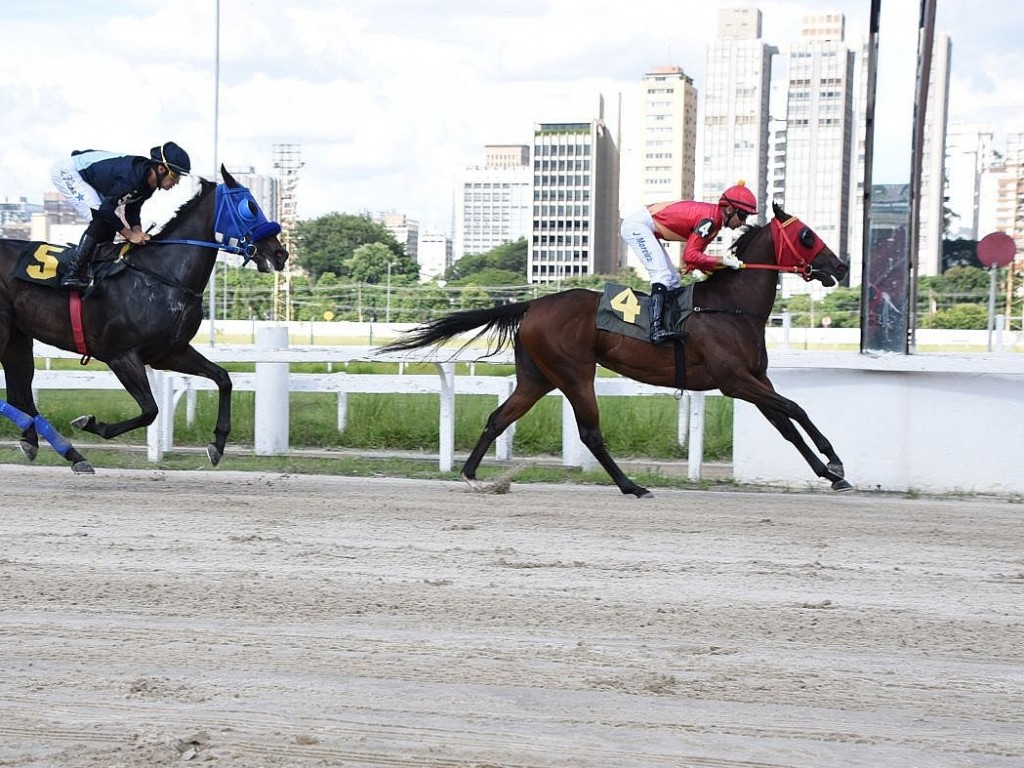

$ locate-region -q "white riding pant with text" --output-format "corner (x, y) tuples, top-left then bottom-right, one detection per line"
(620, 207), (680, 290)
(50, 158), (101, 221)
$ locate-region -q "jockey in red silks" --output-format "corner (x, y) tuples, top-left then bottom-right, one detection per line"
(620, 181), (758, 344)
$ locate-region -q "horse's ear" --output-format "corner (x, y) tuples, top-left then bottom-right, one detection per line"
(772, 200), (785, 220)
(220, 164), (238, 188)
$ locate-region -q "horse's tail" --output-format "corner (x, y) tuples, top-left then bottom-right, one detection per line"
(379, 300), (532, 357)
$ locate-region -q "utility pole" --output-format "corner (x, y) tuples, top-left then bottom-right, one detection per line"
(272, 144), (303, 322)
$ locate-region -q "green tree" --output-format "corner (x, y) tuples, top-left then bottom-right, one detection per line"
(295, 213), (406, 281)
(446, 238), (527, 282)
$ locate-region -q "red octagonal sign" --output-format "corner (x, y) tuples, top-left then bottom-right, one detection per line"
(977, 231), (1016, 268)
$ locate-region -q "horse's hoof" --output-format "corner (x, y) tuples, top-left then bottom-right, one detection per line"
(71, 415), (93, 430)
(206, 444), (223, 466)
(19, 440), (38, 462)
(626, 486), (653, 499)
(71, 460), (95, 474)
(831, 478), (854, 492)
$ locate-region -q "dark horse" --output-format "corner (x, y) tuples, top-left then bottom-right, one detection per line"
(0, 166), (288, 472)
(382, 202), (851, 497)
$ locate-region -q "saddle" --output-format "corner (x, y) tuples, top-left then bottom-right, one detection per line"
(596, 283), (695, 343)
(14, 241), (129, 290)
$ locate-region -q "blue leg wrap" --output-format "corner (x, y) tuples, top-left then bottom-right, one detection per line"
(33, 414), (75, 459)
(0, 399), (36, 432)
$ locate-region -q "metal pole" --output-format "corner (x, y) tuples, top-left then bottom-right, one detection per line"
(987, 266), (997, 352)
(209, 0), (220, 346)
(386, 262), (393, 323)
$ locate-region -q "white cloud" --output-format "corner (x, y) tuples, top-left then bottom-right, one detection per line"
(1, 0), (1021, 232)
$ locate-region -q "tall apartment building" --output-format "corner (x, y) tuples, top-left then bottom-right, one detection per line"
(702, 6), (775, 248)
(780, 13), (855, 295)
(978, 132), (1024, 253)
(945, 122), (995, 241)
(916, 32), (952, 276)
(372, 212), (419, 264)
(529, 102), (620, 284)
(628, 65), (698, 274)
(453, 145), (532, 263)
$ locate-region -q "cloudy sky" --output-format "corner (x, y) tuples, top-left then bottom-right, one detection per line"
(2, 0), (1022, 233)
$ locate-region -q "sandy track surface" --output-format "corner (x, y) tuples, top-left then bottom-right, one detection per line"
(0, 466), (1021, 767)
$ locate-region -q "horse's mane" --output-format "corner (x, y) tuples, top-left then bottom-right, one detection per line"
(153, 179), (217, 240)
(730, 223), (764, 258)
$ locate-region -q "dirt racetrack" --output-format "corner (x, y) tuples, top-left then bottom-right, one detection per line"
(0, 465), (1021, 768)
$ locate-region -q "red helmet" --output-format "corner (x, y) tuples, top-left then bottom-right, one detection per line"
(719, 181), (757, 215)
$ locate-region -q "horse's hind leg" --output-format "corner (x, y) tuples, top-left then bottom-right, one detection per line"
(1, 330), (93, 473)
(560, 381), (653, 499)
(462, 381), (551, 488)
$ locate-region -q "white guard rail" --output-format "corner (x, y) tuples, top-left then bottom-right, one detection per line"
(17, 332), (716, 480)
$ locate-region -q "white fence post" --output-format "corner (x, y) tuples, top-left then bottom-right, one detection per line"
(494, 377), (515, 461)
(687, 391), (706, 481)
(255, 326), (290, 455)
(437, 362), (455, 472)
(146, 368), (173, 461)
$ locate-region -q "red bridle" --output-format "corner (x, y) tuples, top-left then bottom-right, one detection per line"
(741, 216), (826, 281)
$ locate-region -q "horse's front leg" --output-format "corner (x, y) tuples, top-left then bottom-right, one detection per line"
(151, 345), (232, 466)
(754, 402), (852, 492)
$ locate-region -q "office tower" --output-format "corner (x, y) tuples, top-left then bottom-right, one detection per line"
(529, 98), (620, 284)
(454, 145), (532, 263)
(702, 6), (775, 251)
(781, 13), (855, 295)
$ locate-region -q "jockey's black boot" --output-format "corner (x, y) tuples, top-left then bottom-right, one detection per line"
(61, 232), (97, 291)
(649, 283), (673, 344)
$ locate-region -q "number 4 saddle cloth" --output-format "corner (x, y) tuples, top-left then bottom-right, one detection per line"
(596, 283), (695, 342)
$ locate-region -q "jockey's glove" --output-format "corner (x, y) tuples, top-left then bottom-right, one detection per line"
(720, 254), (743, 270)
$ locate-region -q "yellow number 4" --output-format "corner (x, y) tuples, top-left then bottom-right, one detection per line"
(610, 287), (642, 325)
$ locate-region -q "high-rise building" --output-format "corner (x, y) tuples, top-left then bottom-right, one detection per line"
(417, 231), (452, 282)
(978, 132), (1024, 254)
(779, 13), (855, 295)
(945, 122), (995, 241)
(453, 145), (532, 263)
(702, 6), (775, 250)
(916, 32), (952, 276)
(529, 99), (620, 284)
(372, 212), (419, 263)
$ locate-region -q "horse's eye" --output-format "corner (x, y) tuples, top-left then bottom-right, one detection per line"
(799, 227), (816, 248)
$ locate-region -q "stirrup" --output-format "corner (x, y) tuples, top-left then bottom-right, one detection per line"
(60, 274), (92, 291)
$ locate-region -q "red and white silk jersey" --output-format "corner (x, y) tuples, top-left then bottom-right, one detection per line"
(650, 200), (724, 272)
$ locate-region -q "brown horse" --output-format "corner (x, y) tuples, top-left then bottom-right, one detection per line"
(382, 202), (851, 497)
(0, 166), (288, 472)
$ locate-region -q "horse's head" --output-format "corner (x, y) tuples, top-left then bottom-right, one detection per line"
(767, 201), (848, 286)
(219, 166), (289, 274)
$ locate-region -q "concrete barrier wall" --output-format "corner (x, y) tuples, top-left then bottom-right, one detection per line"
(733, 352), (1024, 494)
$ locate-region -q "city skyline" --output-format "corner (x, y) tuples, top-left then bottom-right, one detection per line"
(1, 0), (1023, 233)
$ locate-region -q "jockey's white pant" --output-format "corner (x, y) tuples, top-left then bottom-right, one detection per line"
(620, 207), (680, 290)
(50, 158), (101, 221)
